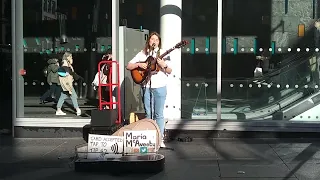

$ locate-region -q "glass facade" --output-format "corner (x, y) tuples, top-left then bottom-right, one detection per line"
(219, 0), (320, 122)
(181, 0), (320, 123)
(9, 0), (320, 129)
(19, 0), (113, 119)
(181, 0), (218, 120)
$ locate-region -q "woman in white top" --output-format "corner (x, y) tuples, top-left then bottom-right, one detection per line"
(126, 32), (172, 148)
(92, 49), (112, 109)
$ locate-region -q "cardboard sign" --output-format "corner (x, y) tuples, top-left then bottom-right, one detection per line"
(124, 130), (157, 154)
(87, 134), (124, 160)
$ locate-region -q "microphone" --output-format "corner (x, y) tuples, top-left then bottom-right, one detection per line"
(151, 43), (156, 49)
(150, 43), (156, 56)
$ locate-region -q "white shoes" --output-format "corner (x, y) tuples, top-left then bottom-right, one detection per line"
(160, 140), (166, 148)
(55, 109), (81, 116)
(76, 109), (81, 116)
(56, 110), (66, 116)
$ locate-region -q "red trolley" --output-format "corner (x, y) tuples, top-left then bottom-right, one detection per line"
(97, 60), (121, 124)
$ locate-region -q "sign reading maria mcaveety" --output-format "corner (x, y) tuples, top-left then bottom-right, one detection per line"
(124, 130), (157, 154)
(87, 134), (124, 160)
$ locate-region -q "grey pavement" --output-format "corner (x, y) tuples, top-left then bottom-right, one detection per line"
(1, 136), (320, 180)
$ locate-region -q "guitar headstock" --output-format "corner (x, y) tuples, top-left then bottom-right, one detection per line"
(174, 40), (189, 49)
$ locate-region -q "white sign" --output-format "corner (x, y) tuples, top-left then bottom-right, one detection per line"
(87, 134), (124, 160)
(124, 130), (157, 154)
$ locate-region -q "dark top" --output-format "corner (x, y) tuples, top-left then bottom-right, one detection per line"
(58, 66), (81, 80)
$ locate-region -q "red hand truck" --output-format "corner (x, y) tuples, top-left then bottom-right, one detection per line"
(97, 60), (121, 124)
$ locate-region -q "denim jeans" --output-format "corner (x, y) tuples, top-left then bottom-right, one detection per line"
(57, 87), (79, 109)
(141, 86), (167, 137)
(40, 83), (62, 102)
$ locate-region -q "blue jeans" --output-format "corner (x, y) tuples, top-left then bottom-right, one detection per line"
(40, 83), (62, 102)
(57, 87), (79, 109)
(141, 86), (167, 137)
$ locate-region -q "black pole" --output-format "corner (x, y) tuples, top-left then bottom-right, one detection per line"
(88, 0), (100, 99)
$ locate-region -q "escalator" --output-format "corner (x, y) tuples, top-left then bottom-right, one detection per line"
(184, 50), (320, 120)
(236, 50), (311, 81)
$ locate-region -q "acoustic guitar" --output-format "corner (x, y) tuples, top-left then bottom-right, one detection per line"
(130, 40), (188, 84)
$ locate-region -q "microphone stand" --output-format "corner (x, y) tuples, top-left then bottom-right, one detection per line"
(148, 46), (155, 125)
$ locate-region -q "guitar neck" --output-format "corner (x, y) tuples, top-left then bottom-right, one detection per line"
(159, 47), (175, 59)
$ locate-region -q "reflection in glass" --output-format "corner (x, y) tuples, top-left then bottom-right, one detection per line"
(22, 0), (114, 118)
(219, 0), (320, 122)
(17, 0), (320, 123)
(180, 0), (218, 120)
(180, 0), (320, 122)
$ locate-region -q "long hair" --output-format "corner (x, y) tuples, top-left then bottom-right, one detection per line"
(143, 32), (161, 55)
(101, 48), (112, 61)
(62, 52), (72, 61)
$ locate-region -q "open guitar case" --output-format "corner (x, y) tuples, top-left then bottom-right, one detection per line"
(74, 119), (165, 175)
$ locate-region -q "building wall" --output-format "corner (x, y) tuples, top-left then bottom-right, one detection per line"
(271, 0), (316, 48)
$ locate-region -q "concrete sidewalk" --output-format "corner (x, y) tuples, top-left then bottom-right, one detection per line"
(0, 136), (319, 180)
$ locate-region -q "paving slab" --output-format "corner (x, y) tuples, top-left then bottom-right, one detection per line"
(287, 163), (320, 180)
(1, 136), (320, 179)
(215, 140), (281, 164)
(162, 139), (218, 160)
(219, 163), (294, 178)
(273, 145), (320, 164)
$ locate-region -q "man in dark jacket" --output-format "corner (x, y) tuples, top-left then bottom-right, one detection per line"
(40, 58), (62, 104)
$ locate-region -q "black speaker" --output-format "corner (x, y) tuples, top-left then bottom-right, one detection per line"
(91, 109), (118, 127)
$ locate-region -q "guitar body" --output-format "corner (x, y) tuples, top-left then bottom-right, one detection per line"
(131, 56), (157, 84)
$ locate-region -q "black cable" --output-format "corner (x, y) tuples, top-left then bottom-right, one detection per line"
(150, 79), (153, 120)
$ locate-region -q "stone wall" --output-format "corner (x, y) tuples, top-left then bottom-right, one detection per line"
(271, 0), (316, 49)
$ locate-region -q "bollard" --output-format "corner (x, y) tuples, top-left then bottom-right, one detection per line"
(190, 38), (195, 55)
(271, 41), (275, 55)
(101, 45), (106, 52)
(35, 37), (40, 46)
(222, 37), (226, 54)
(233, 38), (238, 55)
(205, 36), (210, 55)
(23, 39), (27, 48)
(253, 38), (257, 55)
